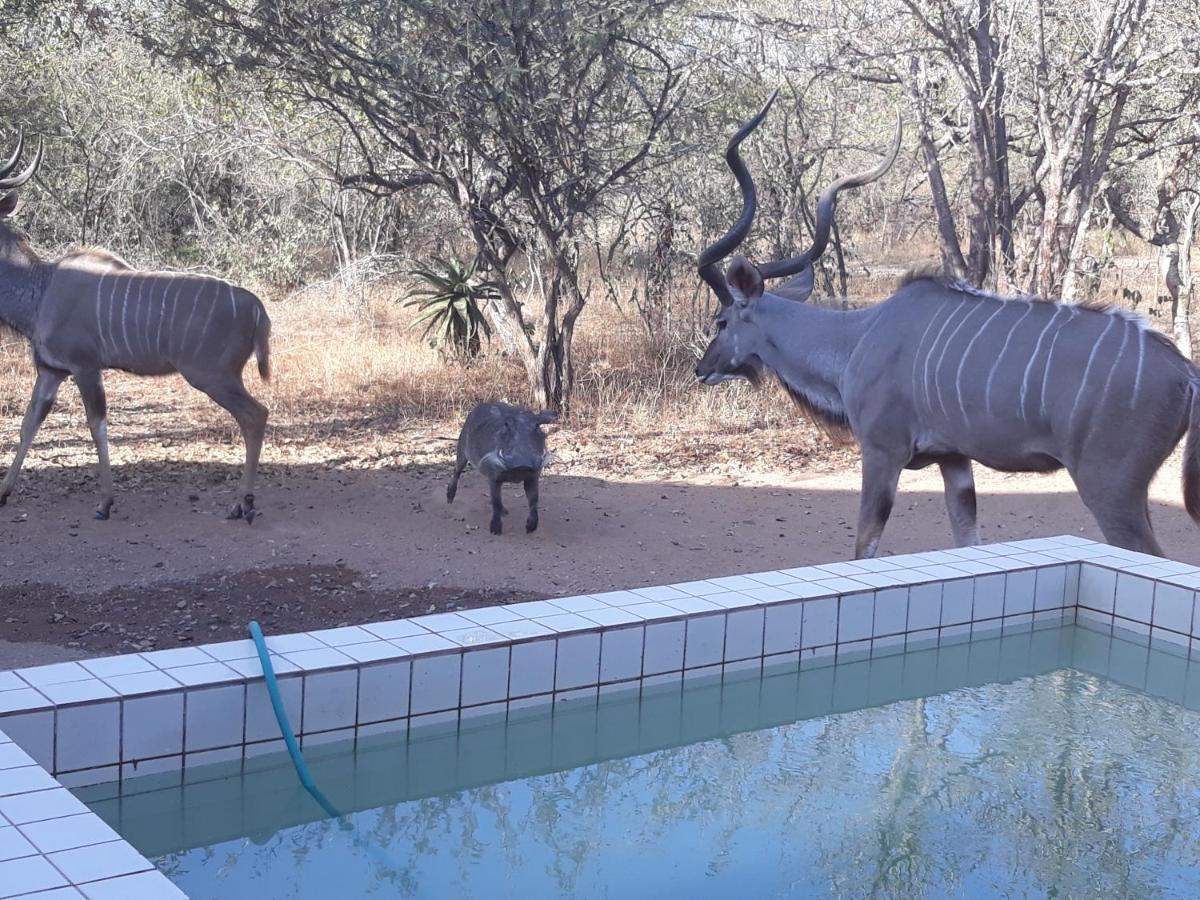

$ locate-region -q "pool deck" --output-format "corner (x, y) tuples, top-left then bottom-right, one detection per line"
(2, 534), (1199, 899)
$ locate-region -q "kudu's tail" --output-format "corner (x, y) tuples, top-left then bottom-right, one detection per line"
(253, 306), (272, 382)
(1184, 382), (1200, 524)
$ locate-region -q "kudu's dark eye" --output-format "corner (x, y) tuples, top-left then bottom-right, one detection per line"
(716, 319), (728, 332)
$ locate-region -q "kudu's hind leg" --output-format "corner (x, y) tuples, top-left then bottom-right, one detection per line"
(855, 450), (904, 559)
(939, 455), (979, 547)
(74, 370), (115, 520)
(1072, 469), (1164, 557)
(0, 366), (66, 507)
(184, 372), (268, 524)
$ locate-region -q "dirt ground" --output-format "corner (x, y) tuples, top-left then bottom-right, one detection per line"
(3, 424), (1199, 669)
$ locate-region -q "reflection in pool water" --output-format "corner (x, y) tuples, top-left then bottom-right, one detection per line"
(85, 625), (1200, 898)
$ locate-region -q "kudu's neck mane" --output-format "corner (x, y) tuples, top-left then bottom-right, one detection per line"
(754, 292), (873, 439)
(0, 231), (43, 337)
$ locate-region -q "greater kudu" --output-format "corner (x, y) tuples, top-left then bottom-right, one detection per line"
(695, 95), (1200, 558)
(0, 135), (271, 522)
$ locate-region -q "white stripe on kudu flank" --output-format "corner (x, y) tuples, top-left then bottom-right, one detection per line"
(181, 278), (201, 354)
(1133, 326), (1146, 406)
(197, 279), (219, 359)
(1019, 305), (1064, 420)
(94, 272), (109, 356)
(984, 301), (1035, 415)
(120, 275), (136, 360)
(156, 278), (172, 357)
(228, 282), (236, 320)
(954, 299), (1008, 424)
(922, 302), (964, 412)
(934, 300), (987, 418)
(912, 299), (951, 408)
(1096, 315), (1131, 417)
(1068, 315), (1117, 433)
(1039, 306), (1077, 416)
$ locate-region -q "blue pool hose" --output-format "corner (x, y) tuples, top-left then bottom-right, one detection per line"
(247, 620), (342, 820)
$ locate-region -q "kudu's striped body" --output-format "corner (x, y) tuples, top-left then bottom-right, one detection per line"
(0, 136), (271, 522)
(695, 95), (1200, 558)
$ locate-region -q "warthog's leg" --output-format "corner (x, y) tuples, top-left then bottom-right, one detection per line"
(0, 365), (66, 507)
(446, 438), (467, 503)
(74, 369), (115, 520)
(523, 476), (539, 533)
(938, 455), (979, 547)
(182, 370), (268, 525)
(855, 448), (904, 559)
(489, 478), (504, 535)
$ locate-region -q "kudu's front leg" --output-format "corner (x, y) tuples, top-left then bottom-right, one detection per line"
(0, 366), (66, 507)
(855, 449), (904, 559)
(74, 370), (115, 520)
(939, 455), (979, 547)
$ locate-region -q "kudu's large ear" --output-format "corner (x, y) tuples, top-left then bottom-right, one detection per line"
(0, 191), (18, 218)
(725, 255), (764, 305)
(771, 264), (815, 303)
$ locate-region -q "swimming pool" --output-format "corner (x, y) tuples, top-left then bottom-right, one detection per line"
(83, 623), (1200, 898)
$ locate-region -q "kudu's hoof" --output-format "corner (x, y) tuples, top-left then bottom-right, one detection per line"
(446, 487), (456, 503)
(526, 516), (538, 533)
(490, 520), (503, 536)
(94, 509), (110, 521)
(244, 508), (258, 526)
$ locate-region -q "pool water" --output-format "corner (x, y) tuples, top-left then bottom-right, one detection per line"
(83, 625), (1200, 899)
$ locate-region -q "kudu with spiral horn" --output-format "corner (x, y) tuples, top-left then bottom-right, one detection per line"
(695, 97), (1200, 558)
(0, 133), (272, 523)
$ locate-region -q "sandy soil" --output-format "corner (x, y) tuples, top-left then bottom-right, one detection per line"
(3, 433), (1198, 669)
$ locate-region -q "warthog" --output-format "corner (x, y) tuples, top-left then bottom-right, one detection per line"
(447, 402), (556, 535)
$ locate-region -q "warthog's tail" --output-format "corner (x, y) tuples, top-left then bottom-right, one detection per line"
(1184, 381), (1200, 524)
(254, 306), (272, 382)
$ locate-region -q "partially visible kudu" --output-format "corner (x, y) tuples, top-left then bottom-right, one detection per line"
(447, 402), (556, 535)
(694, 95), (1200, 558)
(0, 134), (271, 523)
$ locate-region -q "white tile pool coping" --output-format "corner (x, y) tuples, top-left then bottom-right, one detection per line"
(3, 534), (1200, 898)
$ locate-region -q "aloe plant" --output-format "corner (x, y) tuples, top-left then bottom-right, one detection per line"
(403, 256), (496, 358)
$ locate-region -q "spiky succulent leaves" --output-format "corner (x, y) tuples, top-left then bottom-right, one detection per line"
(403, 256), (496, 357)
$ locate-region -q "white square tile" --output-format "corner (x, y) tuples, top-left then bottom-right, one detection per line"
(763, 603), (803, 656)
(631, 586), (691, 603)
(838, 593), (874, 643)
(801, 598), (838, 648)
(197, 640), (258, 662)
(461, 648), (510, 706)
(185, 685), (245, 751)
(357, 661), (410, 724)
(308, 625), (376, 647)
(0, 855), (68, 897)
(101, 671), (181, 696)
(262, 633), (326, 654)
(0, 674), (22, 693)
(410, 654), (462, 715)
(1153, 583), (1196, 634)
(19, 813), (119, 854)
(40, 680), (116, 705)
(973, 574), (1005, 620)
(488, 621), (555, 641)
(872, 588), (908, 636)
(339, 641), (412, 663)
(683, 615), (725, 669)
(537, 613), (599, 633)
(277, 649), (352, 673)
(0, 765), (57, 797)
(546, 595), (606, 613)
(0, 690), (48, 715)
(503, 600), (563, 618)
(1004, 570), (1036, 616)
(1034, 566), (1067, 610)
(555, 634), (601, 690)
(0, 788), (88, 825)
(79, 870), (183, 898)
(643, 621), (685, 675)
(409, 613), (476, 633)
(0, 713), (51, 770)
(123, 693), (184, 760)
(79, 655), (154, 679)
(725, 609), (765, 661)
(245, 676), (302, 743)
(907, 584), (941, 631)
(303, 670), (358, 733)
(361, 619), (430, 641)
(1079, 565), (1117, 611)
(226, 657), (298, 679)
(664, 596), (723, 615)
(509, 640), (556, 697)
(56, 701), (119, 772)
(0, 744), (33, 771)
(49, 839), (152, 884)
(1115, 573), (1155, 624)
(581, 607), (642, 628)
(139, 647), (212, 669)
(14, 662), (91, 688)
(600, 627), (644, 682)
(941, 579), (973, 626)
(0, 825), (35, 862)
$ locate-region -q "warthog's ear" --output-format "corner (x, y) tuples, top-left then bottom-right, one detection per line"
(726, 255), (764, 306)
(534, 410), (558, 427)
